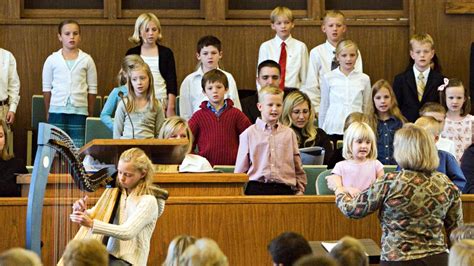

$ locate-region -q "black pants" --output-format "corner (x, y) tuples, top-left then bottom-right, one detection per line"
(245, 181), (295, 195)
(109, 254), (132, 266)
(380, 252), (448, 266)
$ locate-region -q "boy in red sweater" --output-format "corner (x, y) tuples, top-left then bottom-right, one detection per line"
(188, 69), (251, 165)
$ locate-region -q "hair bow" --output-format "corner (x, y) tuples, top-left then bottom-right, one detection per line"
(437, 78), (449, 91)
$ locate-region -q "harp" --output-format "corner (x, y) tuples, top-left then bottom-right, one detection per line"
(25, 123), (116, 262)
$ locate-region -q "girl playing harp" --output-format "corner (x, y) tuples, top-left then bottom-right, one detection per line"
(70, 148), (166, 266)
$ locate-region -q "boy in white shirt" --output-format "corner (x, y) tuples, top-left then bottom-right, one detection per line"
(301, 10), (363, 114)
(257, 6), (308, 90)
(179, 35), (241, 120)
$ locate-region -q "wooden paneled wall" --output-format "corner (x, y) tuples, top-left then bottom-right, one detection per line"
(1, 195), (473, 266)
(0, 0), (472, 161)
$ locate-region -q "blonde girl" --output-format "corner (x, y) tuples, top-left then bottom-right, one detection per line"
(439, 78), (473, 162)
(100, 55), (145, 131)
(449, 240), (474, 266)
(319, 40), (372, 144)
(326, 122), (384, 196)
(70, 148), (167, 266)
(369, 79), (407, 165)
(126, 13), (178, 117)
(162, 235), (197, 266)
(113, 63), (165, 139)
(281, 90), (333, 164)
(0, 119), (27, 196)
(42, 20), (97, 147)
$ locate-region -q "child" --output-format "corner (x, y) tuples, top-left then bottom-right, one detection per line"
(257, 6), (308, 90)
(126, 13), (178, 117)
(449, 240), (474, 266)
(162, 235), (196, 266)
(318, 40), (371, 144)
(329, 236), (369, 266)
(0, 119), (27, 197)
(42, 20), (97, 147)
(235, 85), (307, 195)
(268, 232), (313, 266)
(70, 148), (167, 266)
(179, 238), (228, 266)
(188, 69), (251, 165)
(415, 116), (466, 191)
(113, 62), (165, 139)
(450, 223), (474, 243)
(301, 10), (363, 113)
(62, 239), (108, 266)
(439, 78), (474, 162)
(393, 33), (444, 122)
(100, 55), (144, 131)
(419, 102), (456, 156)
(179, 35), (241, 120)
(326, 122), (384, 196)
(368, 79), (407, 165)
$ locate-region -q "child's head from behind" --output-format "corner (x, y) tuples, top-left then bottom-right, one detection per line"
(117, 55), (145, 86)
(322, 10), (346, 45)
(419, 102), (446, 123)
(343, 112), (369, 131)
(270, 6), (294, 40)
(258, 86), (284, 125)
(394, 123), (439, 172)
(62, 238), (108, 266)
(329, 236), (368, 266)
(342, 122), (377, 161)
(414, 116), (443, 141)
(129, 13), (162, 45)
(267, 232), (312, 266)
(158, 116), (193, 154)
(449, 239), (474, 266)
(196, 35), (222, 71)
(163, 234), (197, 266)
(257, 60), (281, 88)
(281, 90), (314, 130)
(0, 247), (42, 266)
(440, 78), (471, 116)
(57, 20), (80, 50)
(409, 33), (435, 71)
(201, 69), (229, 107)
(117, 148), (154, 195)
(179, 238), (228, 266)
(450, 223), (474, 244)
(371, 79), (404, 119)
(335, 40), (358, 73)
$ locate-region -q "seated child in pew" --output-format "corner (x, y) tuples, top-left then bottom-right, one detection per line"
(113, 61), (165, 139)
(415, 116), (466, 191)
(329, 236), (369, 266)
(158, 116), (213, 172)
(419, 102), (456, 156)
(188, 69), (251, 166)
(0, 247), (42, 266)
(326, 122), (384, 197)
(162, 234), (197, 266)
(179, 238), (228, 266)
(268, 232), (313, 266)
(62, 238), (108, 266)
(235, 85), (307, 195)
(100, 55), (145, 131)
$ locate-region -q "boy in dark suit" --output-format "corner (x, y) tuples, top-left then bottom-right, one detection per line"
(393, 33), (444, 122)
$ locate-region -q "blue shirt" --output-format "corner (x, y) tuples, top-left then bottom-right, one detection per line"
(100, 85), (128, 131)
(377, 117), (403, 165)
(206, 99), (228, 118)
(438, 150), (466, 191)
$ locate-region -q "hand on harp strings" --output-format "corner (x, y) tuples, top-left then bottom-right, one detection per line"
(72, 195), (88, 212)
(70, 210), (93, 228)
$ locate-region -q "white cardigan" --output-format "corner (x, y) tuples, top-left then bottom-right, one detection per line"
(91, 190), (165, 266)
(42, 49), (97, 107)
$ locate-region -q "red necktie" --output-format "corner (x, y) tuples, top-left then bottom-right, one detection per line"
(279, 42), (287, 90)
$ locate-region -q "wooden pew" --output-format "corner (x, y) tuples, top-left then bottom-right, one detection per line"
(1, 195), (473, 266)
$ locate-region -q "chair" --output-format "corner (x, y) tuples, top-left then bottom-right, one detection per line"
(175, 95), (180, 116)
(213, 165), (235, 173)
(303, 165), (328, 195)
(336, 140), (344, 149)
(27, 95), (47, 165)
(92, 95), (102, 117)
(300, 146), (325, 165)
(316, 169), (334, 195)
(84, 117), (113, 144)
(383, 165), (398, 173)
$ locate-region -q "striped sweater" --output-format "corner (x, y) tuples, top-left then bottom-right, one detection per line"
(189, 99), (252, 165)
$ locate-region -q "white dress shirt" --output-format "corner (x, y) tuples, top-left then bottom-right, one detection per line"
(257, 35), (308, 89)
(179, 67), (241, 120)
(0, 48), (20, 113)
(319, 68), (371, 135)
(301, 40), (363, 112)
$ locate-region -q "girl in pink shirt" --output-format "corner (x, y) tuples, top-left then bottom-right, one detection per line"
(326, 121), (384, 196)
